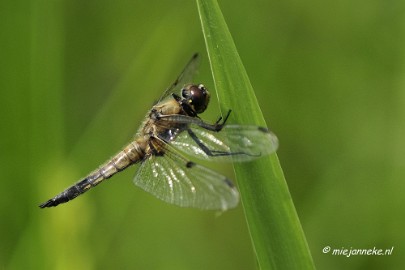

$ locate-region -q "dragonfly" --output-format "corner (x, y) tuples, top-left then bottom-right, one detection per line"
(39, 53), (278, 211)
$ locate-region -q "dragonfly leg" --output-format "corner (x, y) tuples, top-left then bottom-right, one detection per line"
(214, 109), (232, 126)
(155, 110), (232, 132)
(186, 128), (255, 157)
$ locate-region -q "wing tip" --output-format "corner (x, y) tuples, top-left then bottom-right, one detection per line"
(257, 126), (279, 152)
(258, 126), (269, 133)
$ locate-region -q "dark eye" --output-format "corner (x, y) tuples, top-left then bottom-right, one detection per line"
(181, 84), (211, 114)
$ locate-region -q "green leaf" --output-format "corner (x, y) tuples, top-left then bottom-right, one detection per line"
(196, 0), (316, 269)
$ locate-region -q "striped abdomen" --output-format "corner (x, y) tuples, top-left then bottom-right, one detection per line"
(39, 140), (145, 208)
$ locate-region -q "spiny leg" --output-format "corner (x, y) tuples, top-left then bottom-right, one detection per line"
(186, 128), (257, 158)
(156, 110), (233, 132)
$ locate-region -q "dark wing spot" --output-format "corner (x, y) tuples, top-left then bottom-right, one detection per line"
(224, 178), (235, 188)
(186, 161), (195, 168)
(258, 126), (269, 133)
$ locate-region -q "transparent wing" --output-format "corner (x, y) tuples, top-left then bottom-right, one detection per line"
(171, 125), (278, 162)
(158, 53), (200, 102)
(133, 137), (239, 210)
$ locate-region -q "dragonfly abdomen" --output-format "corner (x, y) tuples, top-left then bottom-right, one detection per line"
(38, 175), (99, 208)
(39, 141), (145, 208)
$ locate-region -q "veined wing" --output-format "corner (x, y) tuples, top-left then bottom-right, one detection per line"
(158, 53), (200, 102)
(133, 136), (239, 210)
(171, 124), (278, 162)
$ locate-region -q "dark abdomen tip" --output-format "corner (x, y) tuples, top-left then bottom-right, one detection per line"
(39, 199), (58, 208)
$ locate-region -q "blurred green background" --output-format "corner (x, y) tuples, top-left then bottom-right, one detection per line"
(1, 0), (404, 269)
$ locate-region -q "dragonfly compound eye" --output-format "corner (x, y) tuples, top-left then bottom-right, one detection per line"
(183, 84), (210, 114)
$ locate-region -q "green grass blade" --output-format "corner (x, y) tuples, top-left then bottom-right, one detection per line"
(196, 0), (315, 269)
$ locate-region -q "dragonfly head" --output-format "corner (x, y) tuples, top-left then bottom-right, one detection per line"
(181, 84), (211, 114)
